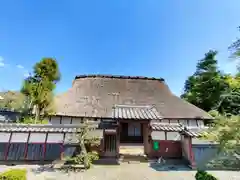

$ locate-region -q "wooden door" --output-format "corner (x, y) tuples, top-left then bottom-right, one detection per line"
(104, 134), (117, 157)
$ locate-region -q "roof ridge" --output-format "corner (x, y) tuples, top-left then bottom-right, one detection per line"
(75, 74), (165, 81)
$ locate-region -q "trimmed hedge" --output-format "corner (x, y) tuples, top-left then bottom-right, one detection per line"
(0, 169), (27, 180)
(195, 170), (218, 180)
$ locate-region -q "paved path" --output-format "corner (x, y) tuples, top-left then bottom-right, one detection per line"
(0, 163), (240, 180)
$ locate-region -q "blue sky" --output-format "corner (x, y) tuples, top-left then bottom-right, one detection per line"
(0, 0), (239, 96)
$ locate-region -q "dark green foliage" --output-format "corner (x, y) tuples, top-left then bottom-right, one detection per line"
(195, 170), (218, 180)
(21, 58), (60, 122)
(0, 169), (27, 180)
(181, 50), (228, 112)
(65, 123), (100, 169)
(181, 50), (240, 115)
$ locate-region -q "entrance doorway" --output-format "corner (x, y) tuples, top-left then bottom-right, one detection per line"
(120, 123), (143, 143)
(104, 134), (117, 157)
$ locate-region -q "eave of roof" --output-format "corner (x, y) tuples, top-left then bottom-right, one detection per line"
(151, 122), (184, 132)
(74, 74), (165, 81)
(0, 123), (100, 133)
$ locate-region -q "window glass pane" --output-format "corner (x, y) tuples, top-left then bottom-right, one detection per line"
(128, 124), (134, 136)
(26, 144), (44, 160)
(63, 146), (80, 158)
(45, 144), (62, 160)
(0, 143), (7, 160)
(11, 133), (28, 143)
(0, 133), (11, 142)
(47, 133), (64, 143)
(7, 143), (26, 160)
(134, 127), (141, 136)
(29, 133), (46, 143)
(128, 123), (141, 136)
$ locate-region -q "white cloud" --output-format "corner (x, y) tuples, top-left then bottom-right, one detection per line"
(0, 56), (5, 67)
(16, 64), (24, 69)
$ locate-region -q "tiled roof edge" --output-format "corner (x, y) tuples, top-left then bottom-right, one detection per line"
(74, 74), (165, 81)
(0, 123), (100, 129)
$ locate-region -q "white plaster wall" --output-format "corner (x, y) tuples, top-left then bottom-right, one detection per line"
(189, 120), (198, 127)
(49, 116), (61, 124)
(151, 131), (165, 140)
(71, 117), (82, 124)
(166, 132), (180, 140)
(178, 119), (188, 126)
(49, 116), (95, 124)
(61, 116), (71, 124)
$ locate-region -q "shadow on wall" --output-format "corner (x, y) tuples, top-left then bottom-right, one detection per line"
(192, 144), (240, 171)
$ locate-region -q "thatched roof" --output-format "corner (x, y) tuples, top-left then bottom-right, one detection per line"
(54, 75), (212, 119)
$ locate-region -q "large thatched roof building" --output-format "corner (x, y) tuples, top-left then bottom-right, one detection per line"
(53, 75), (211, 119)
(0, 75), (212, 167)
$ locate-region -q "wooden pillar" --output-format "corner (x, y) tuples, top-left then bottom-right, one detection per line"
(4, 133), (13, 161)
(143, 123), (147, 154)
(116, 127), (120, 158)
(189, 137), (196, 168)
(60, 133), (66, 160)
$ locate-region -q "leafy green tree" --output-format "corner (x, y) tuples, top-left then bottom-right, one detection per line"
(228, 27), (240, 71)
(21, 58), (60, 122)
(66, 123), (100, 169)
(0, 91), (25, 111)
(181, 50), (228, 112)
(203, 115), (240, 169)
(216, 74), (240, 115)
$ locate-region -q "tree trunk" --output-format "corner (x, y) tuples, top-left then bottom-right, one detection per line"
(80, 139), (89, 169)
(35, 105), (39, 124)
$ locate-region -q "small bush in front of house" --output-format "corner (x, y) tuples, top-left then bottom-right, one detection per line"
(0, 169), (27, 180)
(195, 170), (218, 180)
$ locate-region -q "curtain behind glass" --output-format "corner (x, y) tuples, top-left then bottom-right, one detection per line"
(7, 143), (26, 160)
(26, 144), (44, 160)
(45, 144), (62, 160)
(0, 143), (7, 160)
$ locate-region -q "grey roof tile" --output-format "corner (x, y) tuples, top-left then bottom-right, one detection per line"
(150, 122), (183, 132)
(113, 105), (162, 120)
(182, 127), (210, 137)
(0, 123), (101, 133)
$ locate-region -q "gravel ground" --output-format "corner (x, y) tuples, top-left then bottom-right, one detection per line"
(0, 163), (239, 180)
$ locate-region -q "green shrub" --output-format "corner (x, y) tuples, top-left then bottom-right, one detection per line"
(195, 170), (218, 180)
(0, 169), (27, 180)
